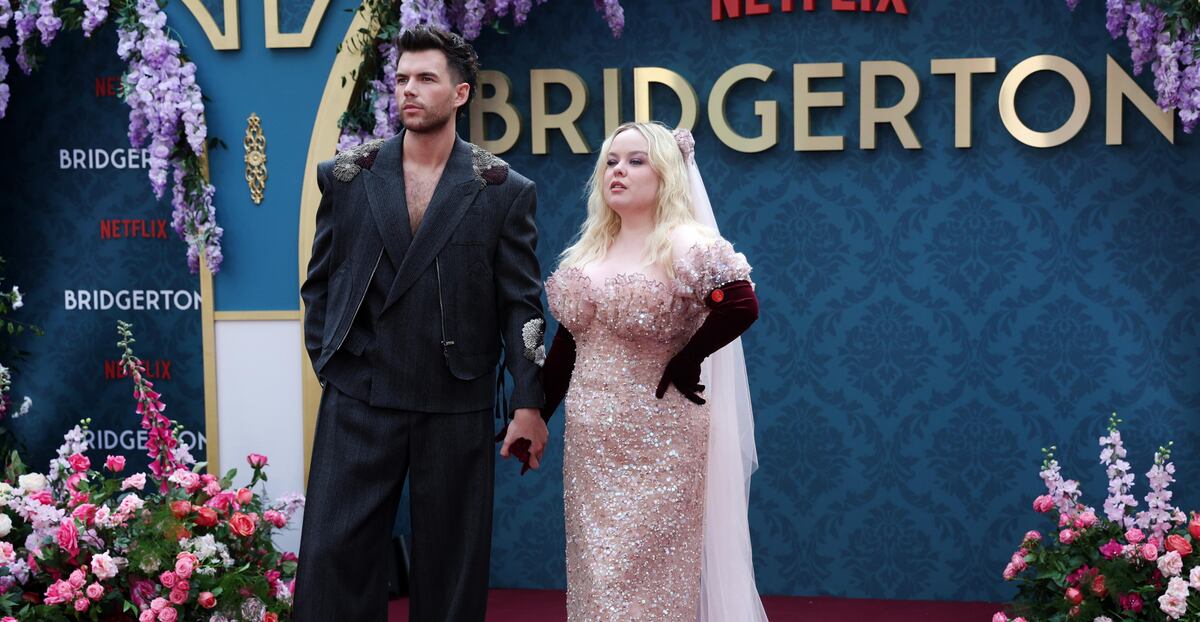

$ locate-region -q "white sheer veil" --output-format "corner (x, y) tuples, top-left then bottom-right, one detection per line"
(674, 129), (769, 622)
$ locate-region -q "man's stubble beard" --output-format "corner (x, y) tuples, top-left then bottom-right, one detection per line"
(401, 100), (456, 134)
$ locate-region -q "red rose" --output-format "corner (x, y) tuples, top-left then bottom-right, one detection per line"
(236, 488), (253, 506)
(263, 613), (278, 622)
(169, 501), (192, 519)
(1166, 534), (1193, 557)
(1189, 515), (1200, 540)
(1091, 574), (1107, 598)
(197, 592), (216, 609)
(229, 512), (256, 537)
(1065, 587), (1083, 605)
(195, 507), (219, 528)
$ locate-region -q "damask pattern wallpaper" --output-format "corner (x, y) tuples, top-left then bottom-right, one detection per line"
(469, 0), (1200, 601)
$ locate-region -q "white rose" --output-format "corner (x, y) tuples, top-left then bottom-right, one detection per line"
(0, 514), (12, 538)
(18, 473), (47, 492)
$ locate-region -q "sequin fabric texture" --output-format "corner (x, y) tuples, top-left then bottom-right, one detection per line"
(546, 239), (752, 622)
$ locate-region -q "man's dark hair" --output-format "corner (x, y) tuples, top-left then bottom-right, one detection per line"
(398, 26), (480, 110)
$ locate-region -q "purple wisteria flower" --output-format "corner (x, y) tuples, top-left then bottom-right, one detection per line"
(1125, 2), (1164, 75)
(34, 0), (61, 45)
(0, 0), (13, 29)
(1105, 0), (1128, 39)
(81, 0), (109, 37)
(594, 0), (623, 37)
(0, 36), (10, 119)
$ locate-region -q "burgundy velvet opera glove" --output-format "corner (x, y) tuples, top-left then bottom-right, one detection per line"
(502, 324), (578, 475)
(655, 280), (759, 405)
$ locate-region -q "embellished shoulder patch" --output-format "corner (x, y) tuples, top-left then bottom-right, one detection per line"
(469, 143), (509, 187)
(331, 138), (385, 182)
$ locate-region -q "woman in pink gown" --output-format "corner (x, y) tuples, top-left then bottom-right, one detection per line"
(539, 122), (769, 621)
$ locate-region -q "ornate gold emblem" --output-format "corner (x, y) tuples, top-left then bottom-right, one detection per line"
(244, 112), (267, 205)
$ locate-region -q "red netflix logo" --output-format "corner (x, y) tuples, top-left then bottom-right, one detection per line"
(104, 359), (173, 381)
(100, 219), (170, 240)
(95, 76), (121, 98)
(712, 0), (907, 20)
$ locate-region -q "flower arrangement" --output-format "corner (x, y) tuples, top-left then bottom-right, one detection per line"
(995, 413), (1200, 622)
(337, 0), (626, 149)
(0, 321), (302, 620)
(1066, 1), (1200, 132)
(0, 0), (223, 273)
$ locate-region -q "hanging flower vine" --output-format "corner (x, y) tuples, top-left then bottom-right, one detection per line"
(0, 0), (224, 273)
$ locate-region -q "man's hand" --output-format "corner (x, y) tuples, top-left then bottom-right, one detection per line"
(499, 408), (549, 471)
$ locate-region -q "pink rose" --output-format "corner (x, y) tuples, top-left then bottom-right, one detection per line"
(30, 489), (53, 505)
(158, 606), (177, 622)
(1022, 530), (1041, 544)
(68, 453), (90, 473)
(104, 455), (126, 472)
(1059, 529), (1077, 544)
(122, 473), (147, 491)
(1074, 512), (1097, 529)
(72, 503), (97, 525)
(75, 596), (90, 611)
(195, 507), (219, 527)
(1141, 542), (1159, 561)
(198, 591), (216, 608)
(1, 617), (15, 622)
(1003, 563), (1018, 580)
(236, 488), (254, 505)
(57, 520), (79, 557)
(1058, 513), (1072, 527)
(159, 571), (178, 589)
(174, 557), (194, 578)
(992, 613), (1008, 622)
(86, 582), (103, 600)
(204, 481), (222, 496)
(69, 568), (86, 588)
(247, 453), (268, 468)
(1033, 495), (1054, 513)
(91, 552), (119, 580)
(140, 611), (156, 622)
(1126, 527), (1146, 544)
(1012, 618), (1027, 622)
(168, 587), (187, 605)
(150, 596), (168, 612)
(229, 512), (256, 537)
(264, 510), (287, 528)
(1064, 587), (1083, 605)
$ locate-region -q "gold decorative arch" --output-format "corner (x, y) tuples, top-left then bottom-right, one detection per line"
(297, 5), (375, 481)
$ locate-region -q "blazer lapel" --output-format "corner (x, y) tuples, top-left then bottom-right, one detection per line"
(383, 135), (483, 312)
(362, 133), (412, 268)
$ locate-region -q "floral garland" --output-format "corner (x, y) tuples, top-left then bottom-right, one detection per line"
(0, 0), (223, 273)
(995, 413), (1198, 622)
(0, 257), (37, 426)
(338, 0), (625, 149)
(1067, 0), (1200, 133)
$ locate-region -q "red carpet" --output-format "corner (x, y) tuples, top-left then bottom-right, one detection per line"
(387, 589), (1001, 621)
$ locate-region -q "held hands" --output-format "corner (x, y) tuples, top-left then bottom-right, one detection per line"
(500, 408), (549, 475)
(655, 356), (706, 405)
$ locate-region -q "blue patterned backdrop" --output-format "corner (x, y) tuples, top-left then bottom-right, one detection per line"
(7, 0), (1196, 604)
(462, 0), (1200, 602)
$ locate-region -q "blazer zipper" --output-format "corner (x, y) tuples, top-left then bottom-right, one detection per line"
(333, 248), (384, 353)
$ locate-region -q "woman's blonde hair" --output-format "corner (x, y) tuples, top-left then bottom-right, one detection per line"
(558, 121), (710, 277)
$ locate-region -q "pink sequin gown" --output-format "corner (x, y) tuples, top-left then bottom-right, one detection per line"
(545, 239), (752, 622)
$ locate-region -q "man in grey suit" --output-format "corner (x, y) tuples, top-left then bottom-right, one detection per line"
(294, 26), (550, 622)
